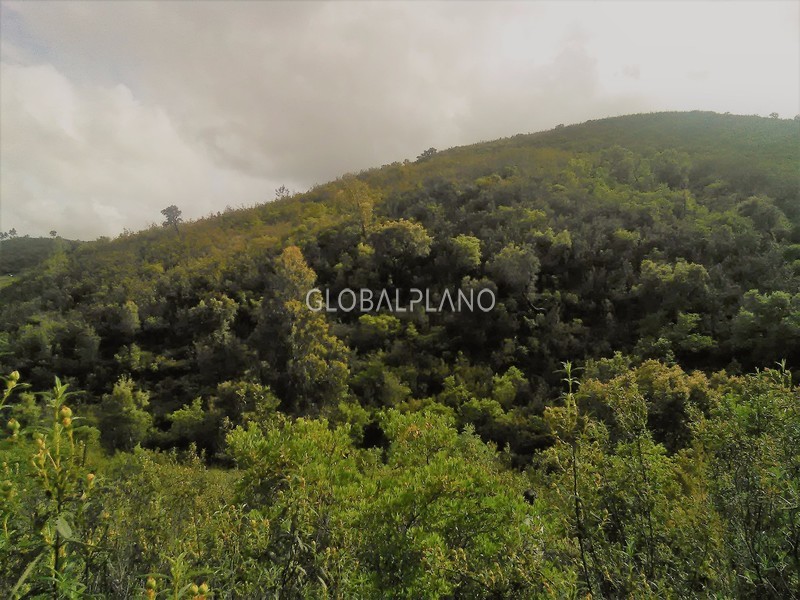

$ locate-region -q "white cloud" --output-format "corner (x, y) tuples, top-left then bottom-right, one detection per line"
(0, 61), (274, 239)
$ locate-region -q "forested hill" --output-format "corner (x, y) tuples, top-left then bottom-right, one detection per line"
(2, 111), (800, 597)
(0, 236), (81, 276)
(1, 110), (798, 460)
(372, 110), (799, 208)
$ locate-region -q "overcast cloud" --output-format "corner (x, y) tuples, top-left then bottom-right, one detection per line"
(1, 1), (798, 240)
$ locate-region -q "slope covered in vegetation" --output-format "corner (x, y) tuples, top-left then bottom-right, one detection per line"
(1, 111), (799, 598)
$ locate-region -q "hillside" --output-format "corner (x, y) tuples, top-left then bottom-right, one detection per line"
(1, 111), (799, 597)
(2, 111), (797, 399)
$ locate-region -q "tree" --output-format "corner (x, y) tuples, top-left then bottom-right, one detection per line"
(448, 234), (482, 273)
(600, 145), (639, 185)
(284, 297), (350, 413)
(358, 409), (557, 596)
(737, 195), (791, 240)
(160, 205), (183, 234)
(651, 149), (691, 189)
(415, 147), (437, 162)
(539, 364), (732, 597)
(49, 230), (57, 238)
(213, 379), (280, 426)
(691, 365), (800, 596)
(731, 290), (800, 365)
(337, 176), (378, 238)
(255, 246), (350, 413)
(634, 259), (710, 318)
(97, 376), (153, 451)
(272, 245), (317, 305)
(368, 219), (432, 283)
(167, 397), (220, 451)
(487, 242), (539, 292)
(275, 185), (291, 200)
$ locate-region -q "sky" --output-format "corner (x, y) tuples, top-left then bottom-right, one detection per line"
(1, 1), (798, 240)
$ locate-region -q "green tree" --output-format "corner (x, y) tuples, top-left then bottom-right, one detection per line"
(359, 409), (560, 597)
(737, 195), (791, 240)
(255, 246), (350, 414)
(160, 205), (183, 234)
(284, 297), (350, 413)
(415, 147), (437, 162)
(538, 363), (730, 597)
(97, 376), (153, 451)
(337, 176), (379, 238)
(487, 243), (539, 293)
(731, 291), (800, 365)
(691, 365), (800, 597)
(448, 234), (482, 273)
(651, 149), (690, 189)
(369, 219), (432, 283)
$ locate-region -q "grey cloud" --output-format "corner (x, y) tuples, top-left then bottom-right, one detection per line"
(623, 65), (641, 80)
(687, 70), (710, 82)
(1, 1), (797, 239)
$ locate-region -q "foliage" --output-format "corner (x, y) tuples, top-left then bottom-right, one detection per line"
(1, 361), (799, 597)
(0, 112), (799, 596)
(97, 375), (153, 452)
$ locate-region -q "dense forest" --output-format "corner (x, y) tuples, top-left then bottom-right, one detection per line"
(1, 111), (799, 598)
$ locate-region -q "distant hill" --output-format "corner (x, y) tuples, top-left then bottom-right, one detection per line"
(526, 111), (799, 209)
(0, 236), (81, 279)
(370, 110), (799, 211)
(4, 111), (795, 295)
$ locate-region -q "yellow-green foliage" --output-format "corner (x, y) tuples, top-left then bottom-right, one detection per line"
(2, 366), (799, 598)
